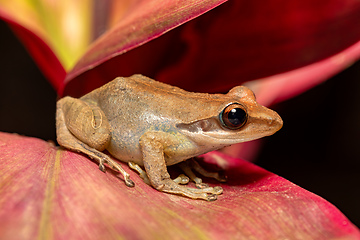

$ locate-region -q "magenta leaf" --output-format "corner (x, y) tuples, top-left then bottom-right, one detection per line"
(65, 0), (227, 81)
(1, 0), (360, 104)
(0, 1), (359, 239)
(63, 0), (228, 96)
(0, 132), (358, 239)
(246, 40), (360, 106)
(63, 0), (360, 99)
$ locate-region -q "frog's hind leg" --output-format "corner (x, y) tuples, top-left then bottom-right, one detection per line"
(179, 159), (227, 189)
(56, 96), (134, 187)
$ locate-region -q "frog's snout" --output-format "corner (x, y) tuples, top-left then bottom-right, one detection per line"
(268, 111), (283, 133)
(254, 107), (283, 134)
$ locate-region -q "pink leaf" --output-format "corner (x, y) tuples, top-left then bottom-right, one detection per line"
(65, 0), (227, 82)
(63, 0), (360, 99)
(0, 132), (359, 239)
(246, 40), (360, 106)
(63, 0), (227, 96)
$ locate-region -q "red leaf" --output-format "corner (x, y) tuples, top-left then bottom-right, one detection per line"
(63, 0), (227, 96)
(246, 40), (360, 106)
(0, 132), (359, 239)
(0, 11), (66, 92)
(63, 0), (360, 99)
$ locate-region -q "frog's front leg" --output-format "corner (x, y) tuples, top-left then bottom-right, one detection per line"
(128, 162), (190, 186)
(139, 132), (222, 201)
(56, 96), (134, 187)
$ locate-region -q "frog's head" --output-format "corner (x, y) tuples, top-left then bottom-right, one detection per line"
(176, 86), (283, 148)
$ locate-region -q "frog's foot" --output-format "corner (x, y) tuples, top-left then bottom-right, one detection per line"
(72, 143), (135, 187)
(179, 159), (227, 189)
(128, 161), (218, 200)
(100, 157), (135, 187)
(128, 162), (189, 186)
(157, 179), (223, 201)
(128, 162), (151, 185)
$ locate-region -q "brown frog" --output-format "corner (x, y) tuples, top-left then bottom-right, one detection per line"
(56, 74), (282, 201)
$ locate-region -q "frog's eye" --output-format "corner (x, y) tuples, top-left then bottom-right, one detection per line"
(220, 103), (247, 130)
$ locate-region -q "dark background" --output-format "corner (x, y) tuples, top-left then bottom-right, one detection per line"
(0, 20), (359, 227)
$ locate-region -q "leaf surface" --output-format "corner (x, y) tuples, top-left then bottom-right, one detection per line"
(63, 0), (360, 100)
(0, 132), (359, 240)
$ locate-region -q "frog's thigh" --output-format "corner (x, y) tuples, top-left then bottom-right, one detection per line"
(139, 132), (222, 201)
(57, 96), (111, 150)
(56, 97), (134, 187)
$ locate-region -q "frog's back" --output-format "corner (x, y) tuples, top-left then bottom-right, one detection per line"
(81, 75), (208, 164)
(89, 75), (226, 123)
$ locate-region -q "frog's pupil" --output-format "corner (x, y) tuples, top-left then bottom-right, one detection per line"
(228, 108), (246, 126)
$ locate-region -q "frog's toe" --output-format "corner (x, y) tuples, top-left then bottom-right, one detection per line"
(206, 194), (218, 201)
(194, 186), (223, 195)
(182, 185), (223, 200)
(195, 182), (209, 189)
(125, 178), (135, 187)
(99, 162), (106, 172)
(128, 162), (151, 185)
(173, 174), (189, 185)
(180, 159), (228, 187)
(213, 186), (223, 195)
(101, 157), (134, 187)
(158, 179), (222, 201)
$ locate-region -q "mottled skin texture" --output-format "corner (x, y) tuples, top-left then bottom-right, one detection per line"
(56, 74), (282, 201)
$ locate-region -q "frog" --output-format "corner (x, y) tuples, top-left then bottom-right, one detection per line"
(56, 74), (283, 201)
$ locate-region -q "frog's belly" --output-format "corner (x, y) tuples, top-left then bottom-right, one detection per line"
(106, 136), (193, 167)
(106, 131), (144, 165)
(105, 123), (202, 167)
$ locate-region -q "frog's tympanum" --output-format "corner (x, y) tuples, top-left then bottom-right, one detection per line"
(56, 74), (282, 201)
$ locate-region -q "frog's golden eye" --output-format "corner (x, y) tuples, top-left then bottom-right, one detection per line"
(220, 103), (247, 130)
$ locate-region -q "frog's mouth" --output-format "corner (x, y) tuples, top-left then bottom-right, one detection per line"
(176, 117), (246, 144)
(176, 116), (282, 144)
(176, 117), (220, 135)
